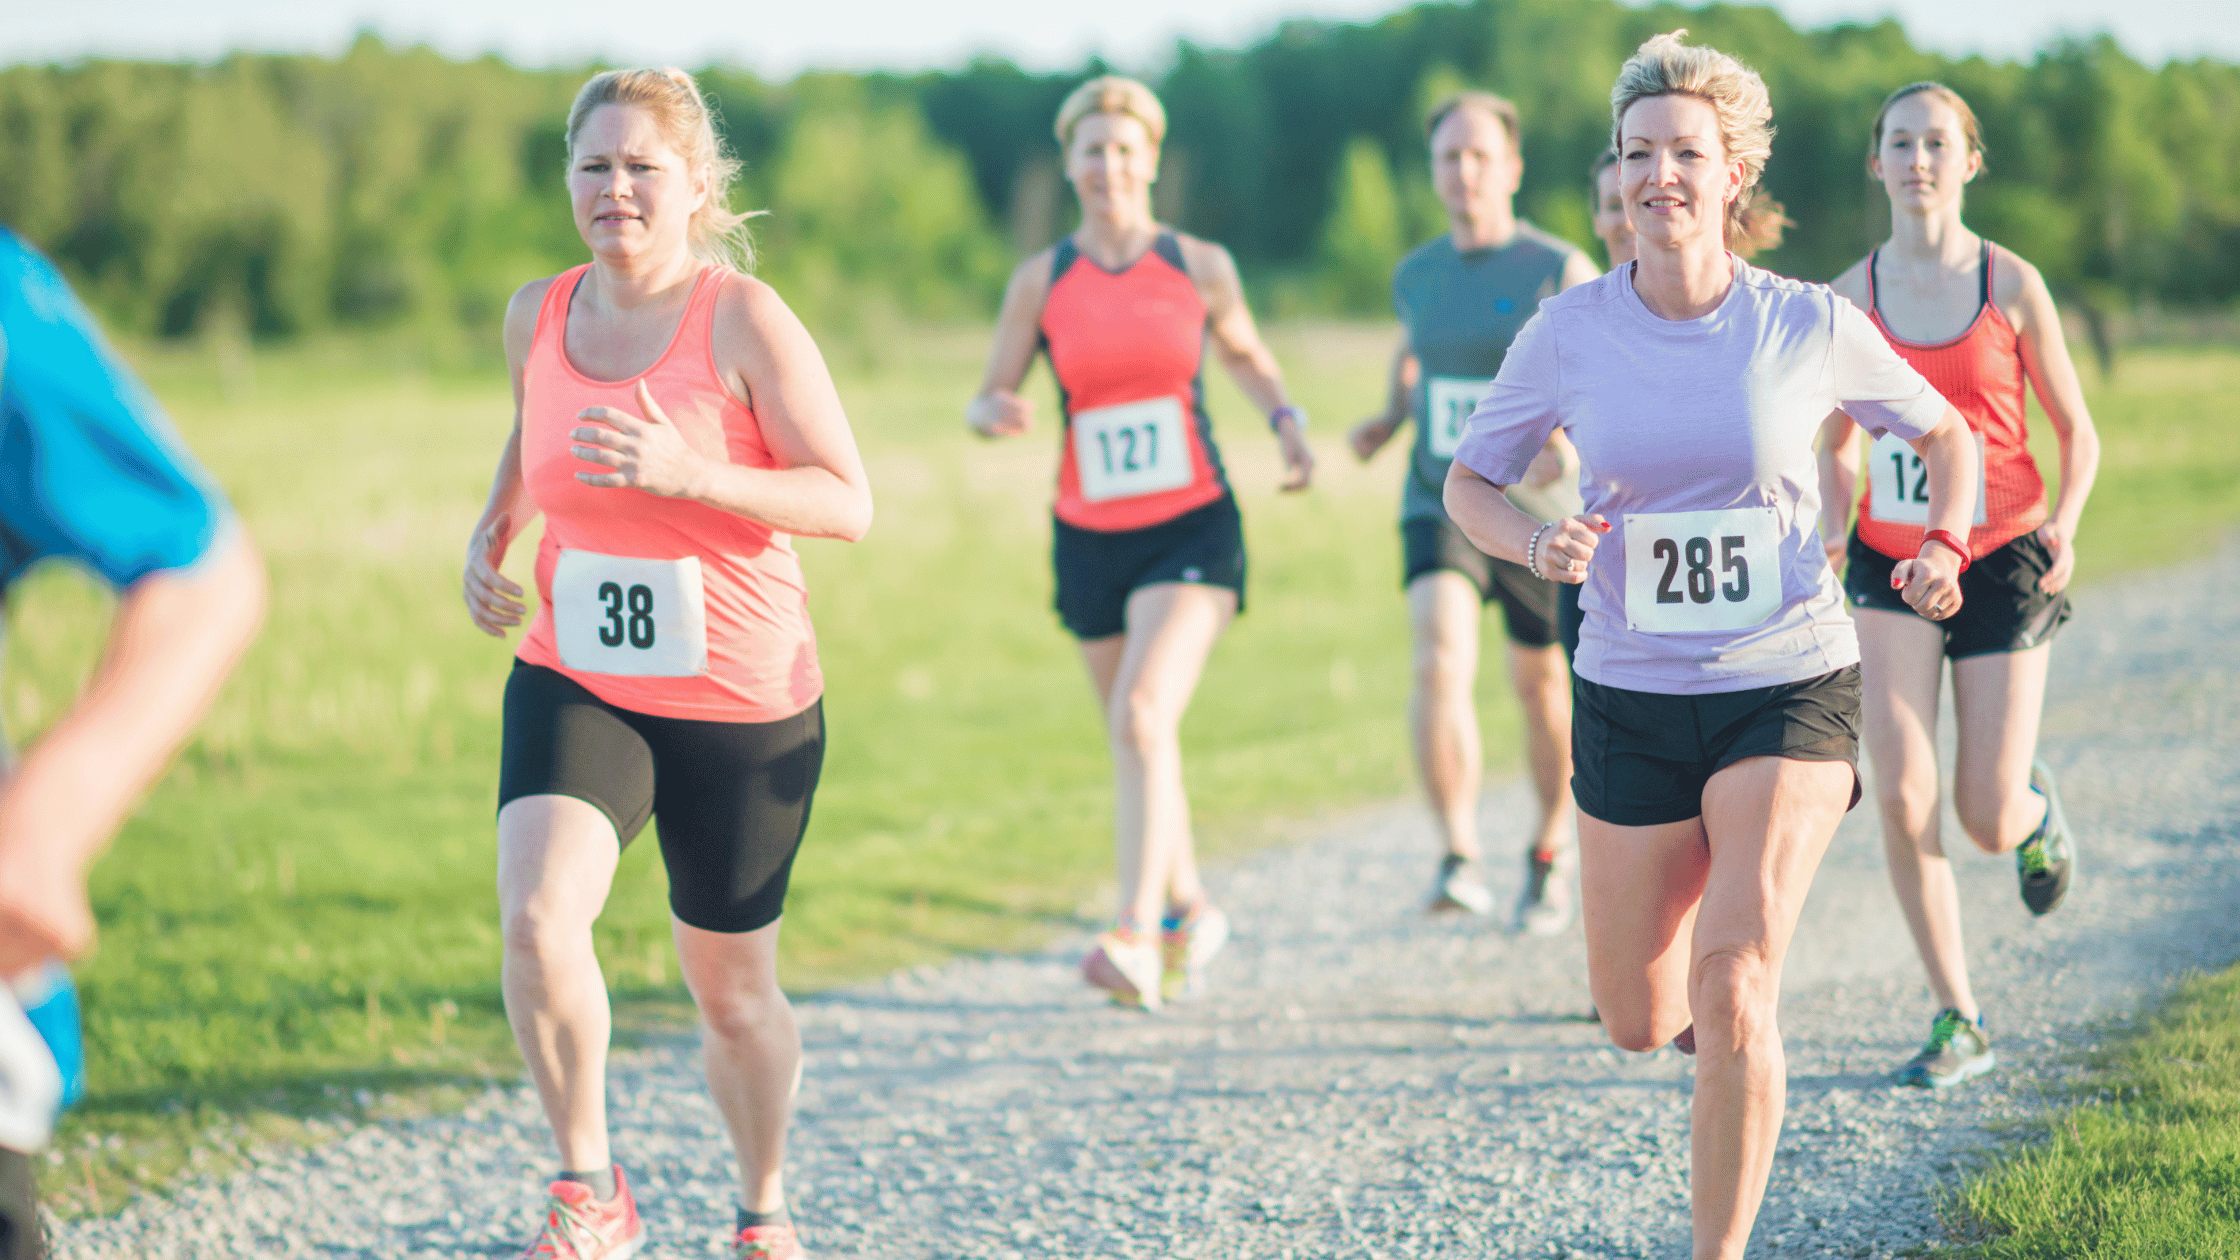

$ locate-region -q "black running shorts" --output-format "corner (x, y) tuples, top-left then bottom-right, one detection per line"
(498, 662), (824, 934)
(1053, 494), (1246, 640)
(1401, 515), (1559, 649)
(0, 1146), (39, 1260)
(1571, 664), (1863, 827)
(1844, 529), (2071, 659)
(1557, 581), (1584, 662)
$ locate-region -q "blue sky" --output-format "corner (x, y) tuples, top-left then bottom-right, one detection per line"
(4, 0), (2230, 71)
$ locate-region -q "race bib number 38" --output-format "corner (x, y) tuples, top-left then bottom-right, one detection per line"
(1074, 396), (1193, 502)
(553, 551), (709, 677)
(1425, 376), (1493, 459)
(1869, 430), (1989, 526)
(1623, 508), (1783, 634)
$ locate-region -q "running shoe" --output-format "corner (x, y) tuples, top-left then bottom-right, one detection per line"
(1427, 853), (1495, 915)
(1082, 924), (1163, 1012)
(1894, 1008), (1995, 1089)
(518, 1168), (642, 1260)
(733, 1222), (808, 1259)
(1513, 848), (1575, 936)
(2015, 759), (2075, 917)
(1160, 902), (1230, 1001)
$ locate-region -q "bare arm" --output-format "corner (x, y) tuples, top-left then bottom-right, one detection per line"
(0, 530), (267, 972)
(461, 279), (546, 638)
(1182, 236), (1313, 492)
(1816, 410), (1861, 566)
(1348, 332), (1414, 462)
(2002, 250), (2100, 594)
(1887, 405), (1978, 617)
(964, 254), (1053, 439)
(568, 276), (874, 542)
(1444, 461), (1609, 583)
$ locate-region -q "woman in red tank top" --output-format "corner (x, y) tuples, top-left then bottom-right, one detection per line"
(1816, 82), (2102, 1091)
(966, 76), (1313, 1012)
(457, 69), (869, 1260)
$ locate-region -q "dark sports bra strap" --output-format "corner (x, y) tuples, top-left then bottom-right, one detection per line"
(1153, 230), (1187, 274)
(1866, 247), (1881, 314)
(1049, 237), (1080, 285)
(1978, 238), (1993, 308)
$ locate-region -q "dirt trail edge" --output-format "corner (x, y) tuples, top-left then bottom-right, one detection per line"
(56, 540), (2240, 1260)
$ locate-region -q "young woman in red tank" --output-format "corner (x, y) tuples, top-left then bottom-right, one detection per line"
(966, 76), (1313, 1011)
(460, 69), (870, 1260)
(1818, 82), (2100, 1090)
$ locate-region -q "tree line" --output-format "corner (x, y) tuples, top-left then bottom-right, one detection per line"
(1, 0), (2232, 349)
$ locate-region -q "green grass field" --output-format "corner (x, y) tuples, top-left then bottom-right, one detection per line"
(1930, 961), (2240, 1259)
(7, 325), (2236, 1214)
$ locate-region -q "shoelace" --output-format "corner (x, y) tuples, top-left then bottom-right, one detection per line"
(522, 1196), (601, 1260)
(1917, 1009), (1972, 1060)
(2016, 836), (2053, 876)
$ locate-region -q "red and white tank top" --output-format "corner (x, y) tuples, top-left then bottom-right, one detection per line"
(1857, 241), (2048, 560)
(516, 264), (822, 723)
(1039, 231), (1229, 532)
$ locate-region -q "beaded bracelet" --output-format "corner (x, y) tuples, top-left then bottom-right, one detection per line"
(1526, 522), (1553, 581)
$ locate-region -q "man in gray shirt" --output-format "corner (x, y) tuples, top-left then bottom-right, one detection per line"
(1350, 90), (1600, 931)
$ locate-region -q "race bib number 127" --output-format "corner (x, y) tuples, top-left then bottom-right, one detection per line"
(1425, 376), (1493, 459)
(1623, 508), (1783, 634)
(553, 551), (709, 677)
(1868, 430), (1988, 526)
(1073, 397), (1193, 503)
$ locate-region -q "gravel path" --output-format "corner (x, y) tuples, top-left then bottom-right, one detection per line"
(54, 541), (2240, 1259)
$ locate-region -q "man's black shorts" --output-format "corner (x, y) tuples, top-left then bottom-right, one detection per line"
(1053, 495), (1246, 640)
(1844, 528), (2070, 659)
(499, 663), (824, 934)
(1401, 515), (1559, 649)
(1572, 665), (1863, 827)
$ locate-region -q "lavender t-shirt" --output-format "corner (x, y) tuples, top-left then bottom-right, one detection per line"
(1453, 259), (1947, 695)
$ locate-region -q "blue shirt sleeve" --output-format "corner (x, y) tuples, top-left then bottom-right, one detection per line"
(0, 228), (227, 591)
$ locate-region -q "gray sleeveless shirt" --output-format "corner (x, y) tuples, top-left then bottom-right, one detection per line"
(1392, 223), (1585, 524)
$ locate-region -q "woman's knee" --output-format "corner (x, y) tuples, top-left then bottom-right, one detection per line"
(1871, 762), (1940, 837)
(1952, 776), (2028, 854)
(1108, 689), (1180, 757)
(1692, 946), (1778, 1037)
(696, 980), (792, 1044)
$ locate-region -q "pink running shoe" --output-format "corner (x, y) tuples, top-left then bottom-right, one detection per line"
(518, 1167), (643, 1259)
(734, 1222), (809, 1258)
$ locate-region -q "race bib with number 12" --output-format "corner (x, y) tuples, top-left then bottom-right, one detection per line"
(552, 550), (709, 677)
(1073, 397), (1194, 502)
(1622, 508), (1783, 634)
(1425, 376), (1492, 459)
(1868, 430), (1988, 526)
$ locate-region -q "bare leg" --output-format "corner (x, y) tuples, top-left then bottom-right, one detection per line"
(1406, 572), (1484, 860)
(1856, 608), (1978, 1019)
(1577, 811), (1705, 1052)
(1096, 583), (1234, 927)
(1506, 640), (1574, 859)
(674, 916), (797, 1214)
(1950, 644), (2054, 855)
(1688, 756), (1853, 1260)
(497, 795), (623, 1174)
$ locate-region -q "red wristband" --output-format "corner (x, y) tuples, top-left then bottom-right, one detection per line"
(1921, 528), (1971, 573)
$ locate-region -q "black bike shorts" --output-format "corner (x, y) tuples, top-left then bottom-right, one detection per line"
(1402, 515), (1559, 649)
(498, 662), (824, 933)
(1571, 664), (1862, 827)
(1053, 495), (1246, 640)
(1844, 529), (2071, 659)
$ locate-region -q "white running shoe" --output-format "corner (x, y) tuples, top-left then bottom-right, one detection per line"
(1428, 854), (1496, 915)
(1161, 902), (1230, 1000)
(1513, 849), (1575, 937)
(1082, 926), (1164, 1011)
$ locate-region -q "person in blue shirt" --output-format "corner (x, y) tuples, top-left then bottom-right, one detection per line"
(0, 227), (265, 1260)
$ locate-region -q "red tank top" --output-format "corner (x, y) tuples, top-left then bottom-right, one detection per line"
(1857, 241), (2047, 560)
(1039, 231), (1229, 532)
(516, 264), (822, 722)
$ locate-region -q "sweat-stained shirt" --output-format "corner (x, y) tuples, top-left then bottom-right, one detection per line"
(1452, 258), (1948, 695)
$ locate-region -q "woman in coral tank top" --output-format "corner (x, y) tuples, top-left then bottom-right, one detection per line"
(1818, 82), (2101, 1092)
(459, 69), (870, 1260)
(965, 76), (1313, 1012)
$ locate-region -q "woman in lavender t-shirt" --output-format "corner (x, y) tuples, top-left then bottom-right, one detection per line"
(1445, 31), (1981, 1260)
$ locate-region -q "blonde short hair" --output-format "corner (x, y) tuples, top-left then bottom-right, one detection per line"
(567, 67), (757, 270)
(1053, 75), (1167, 150)
(1424, 90), (1520, 151)
(1609, 30), (1775, 242)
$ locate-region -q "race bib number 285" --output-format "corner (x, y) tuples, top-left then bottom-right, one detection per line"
(553, 551), (709, 677)
(1622, 508), (1782, 634)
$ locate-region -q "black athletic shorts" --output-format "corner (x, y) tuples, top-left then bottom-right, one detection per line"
(1557, 581), (1584, 661)
(0, 1146), (40, 1260)
(1571, 664), (1863, 827)
(1053, 494), (1246, 640)
(498, 662), (824, 934)
(1401, 515), (1559, 648)
(1844, 529), (2071, 659)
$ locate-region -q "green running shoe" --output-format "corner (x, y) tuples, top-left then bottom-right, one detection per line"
(2015, 759), (2075, 916)
(1895, 1008), (1995, 1089)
